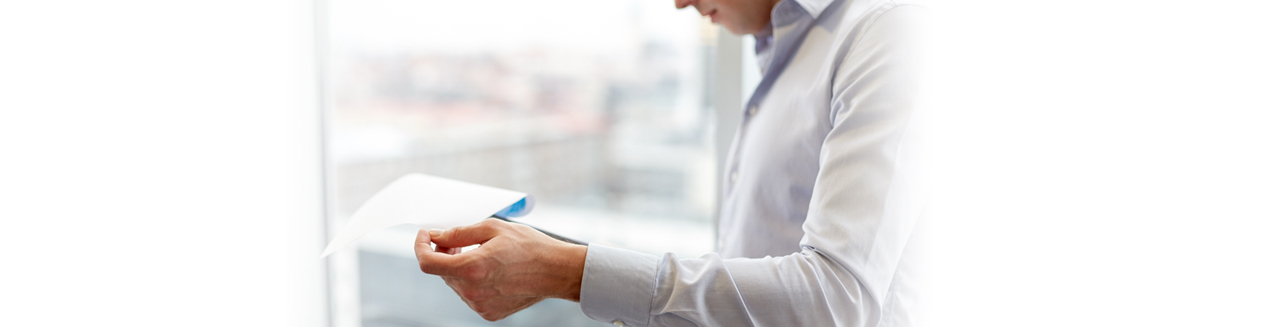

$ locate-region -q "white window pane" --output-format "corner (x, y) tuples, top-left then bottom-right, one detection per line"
(324, 1), (718, 326)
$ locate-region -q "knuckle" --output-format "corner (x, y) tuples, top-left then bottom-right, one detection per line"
(421, 263), (445, 276)
(420, 260), (452, 276)
(511, 222), (534, 234)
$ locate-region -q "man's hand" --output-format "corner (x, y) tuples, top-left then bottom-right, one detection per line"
(413, 218), (587, 321)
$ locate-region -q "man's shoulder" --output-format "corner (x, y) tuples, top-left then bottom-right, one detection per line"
(812, 0), (927, 60)
(819, 0), (926, 35)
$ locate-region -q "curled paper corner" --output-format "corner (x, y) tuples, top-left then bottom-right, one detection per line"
(492, 195), (535, 218)
(320, 173), (533, 258)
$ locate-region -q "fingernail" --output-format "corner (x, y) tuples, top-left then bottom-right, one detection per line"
(428, 229), (443, 238)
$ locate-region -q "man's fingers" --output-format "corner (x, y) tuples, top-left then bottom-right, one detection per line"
(415, 229), (474, 276)
(432, 219), (502, 248)
(417, 248), (471, 276)
(414, 228), (433, 263)
(416, 228), (465, 256)
(435, 245), (463, 255)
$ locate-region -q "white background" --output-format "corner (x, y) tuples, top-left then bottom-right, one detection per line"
(0, 1), (326, 326)
(922, 1), (1268, 326)
(1, 0), (1265, 326)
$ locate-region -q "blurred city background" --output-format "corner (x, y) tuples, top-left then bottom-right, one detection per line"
(324, 0), (719, 326)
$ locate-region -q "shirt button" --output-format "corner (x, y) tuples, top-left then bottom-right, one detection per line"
(613, 320), (625, 326)
(729, 171), (739, 183)
(747, 104), (759, 116)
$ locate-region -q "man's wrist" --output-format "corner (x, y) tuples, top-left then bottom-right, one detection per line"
(550, 243), (587, 302)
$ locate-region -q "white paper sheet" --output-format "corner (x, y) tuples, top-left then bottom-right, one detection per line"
(320, 173), (534, 258)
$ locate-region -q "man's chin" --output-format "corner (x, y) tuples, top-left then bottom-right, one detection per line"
(717, 18), (768, 36)
(719, 22), (751, 36)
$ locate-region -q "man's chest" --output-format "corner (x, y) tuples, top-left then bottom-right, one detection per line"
(733, 29), (843, 178)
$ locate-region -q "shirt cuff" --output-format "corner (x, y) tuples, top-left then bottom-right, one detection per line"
(579, 243), (660, 327)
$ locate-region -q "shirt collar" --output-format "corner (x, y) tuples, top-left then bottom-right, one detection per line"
(755, 0), (833, 61)
(770, 0), (833, 28)
(788, 0), (834, 20)
(753, 24), (774, 51)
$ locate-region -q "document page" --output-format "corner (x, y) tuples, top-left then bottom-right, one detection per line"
(321, 173), (533, 257)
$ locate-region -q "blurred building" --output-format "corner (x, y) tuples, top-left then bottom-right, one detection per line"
(331, 44), (715, 224)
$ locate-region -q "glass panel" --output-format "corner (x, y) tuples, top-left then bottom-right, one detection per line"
(324, 0), (718, 326)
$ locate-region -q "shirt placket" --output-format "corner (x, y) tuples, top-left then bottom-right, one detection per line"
(723, 2), (813, 197)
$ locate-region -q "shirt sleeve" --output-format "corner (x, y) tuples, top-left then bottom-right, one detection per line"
(579, 6), (928, 327)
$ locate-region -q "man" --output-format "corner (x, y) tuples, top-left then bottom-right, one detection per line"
(414, 0), (927, 325)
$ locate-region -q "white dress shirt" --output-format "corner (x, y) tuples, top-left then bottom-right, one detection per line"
(579, 0), (928, 326)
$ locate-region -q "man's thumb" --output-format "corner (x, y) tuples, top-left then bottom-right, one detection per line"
(430, 221), (498, 248)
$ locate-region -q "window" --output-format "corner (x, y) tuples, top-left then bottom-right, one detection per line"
(321, 0), (726, 326)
